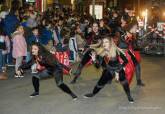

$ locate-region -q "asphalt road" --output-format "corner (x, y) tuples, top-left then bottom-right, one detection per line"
(0, 55), (165, 114)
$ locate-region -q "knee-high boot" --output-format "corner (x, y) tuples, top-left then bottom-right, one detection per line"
(136, 63), (145, 86)
(32, 76), (39, 93)
(58, 83), (77, 99)
(121, 80), (134, 103)
(30, 76), (40, 97)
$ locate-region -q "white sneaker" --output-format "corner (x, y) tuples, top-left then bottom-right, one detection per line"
(19, 75), (24, 78)
(14, 74), (19, 78)
(14, 73), (24, 78)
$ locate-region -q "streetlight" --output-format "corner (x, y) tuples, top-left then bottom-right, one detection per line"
(141, 9), (148, 31)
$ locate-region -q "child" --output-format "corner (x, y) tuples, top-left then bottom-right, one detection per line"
(12, 25), (27, 77)
(26, 27), (41, 63)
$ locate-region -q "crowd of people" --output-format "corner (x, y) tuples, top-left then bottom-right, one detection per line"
(0, 4), (145, 103)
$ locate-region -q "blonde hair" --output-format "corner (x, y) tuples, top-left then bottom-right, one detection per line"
(95, 37), (124, 58)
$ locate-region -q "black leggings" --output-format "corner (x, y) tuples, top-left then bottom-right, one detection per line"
(32, 65), (76, 97)
(91, 69), (132, 98)
(74, 49), (94, 77)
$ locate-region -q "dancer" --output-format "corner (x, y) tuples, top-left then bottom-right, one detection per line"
(119, 16), (145, 86)
(17, 43), (77, 100)
(84, 37), (134, 103)
(71, 22), (102, 83)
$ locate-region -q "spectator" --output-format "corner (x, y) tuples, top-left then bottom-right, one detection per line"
(12, 25), (27, 77)
(0, 28), (9, 73)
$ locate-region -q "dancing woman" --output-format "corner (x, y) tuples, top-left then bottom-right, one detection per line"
(119, 16), (145, 86)
(17, 43), (77, 100)
(84, 37), (134, 103)
(71, 22), (102, 83)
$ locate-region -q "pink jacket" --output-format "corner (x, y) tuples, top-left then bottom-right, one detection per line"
(12, 32), (27, 58)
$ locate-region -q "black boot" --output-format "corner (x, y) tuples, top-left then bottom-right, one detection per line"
(70, 93), (78, 101)
(137, 80), (145, 86)
(84, 85), (102, 98)
(84, 93), (95, 98)
(30, 77), (40, 98)
(58, 84), (77, 100)
(127, 95), (134, 103)
(122, 81), (134, 103)
(30, 92), (39, 98)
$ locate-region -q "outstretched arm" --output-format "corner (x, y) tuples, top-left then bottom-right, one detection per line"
(19, 59), (33, 70)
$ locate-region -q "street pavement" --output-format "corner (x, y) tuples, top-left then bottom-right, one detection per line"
(0, 55), (165, 114)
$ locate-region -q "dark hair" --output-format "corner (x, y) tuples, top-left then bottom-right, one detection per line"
(32, 27), (39, 31)
(70, 30), (75, 37)
(31, 42), (58, 66)
(125, 6), (133, 11)
(15, 24), (23, 30)
(63, 38), (69, 45)
(122, 15), (131, 24)
(31, 42), (50, 56)
(101, 34), (112, 39)
(93, 21), (99, 26)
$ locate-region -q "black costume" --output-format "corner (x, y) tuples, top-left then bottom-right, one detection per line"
(84, 51), (134, 103)
(71, 32), (102, 83)
(19, 43), (77, 99)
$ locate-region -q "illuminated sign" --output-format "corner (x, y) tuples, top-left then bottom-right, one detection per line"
(89, 5), (103, 19)
(26, 0), (35, 2)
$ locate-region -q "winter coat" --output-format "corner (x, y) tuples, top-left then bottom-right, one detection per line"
(12, 31), (27, 58)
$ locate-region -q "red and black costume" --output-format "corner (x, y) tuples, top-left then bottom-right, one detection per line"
(19, 43), (77, 99)
(118, 28), (145, 86)
(84, 51), (134, 103)
(71, 31), (102, 83)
